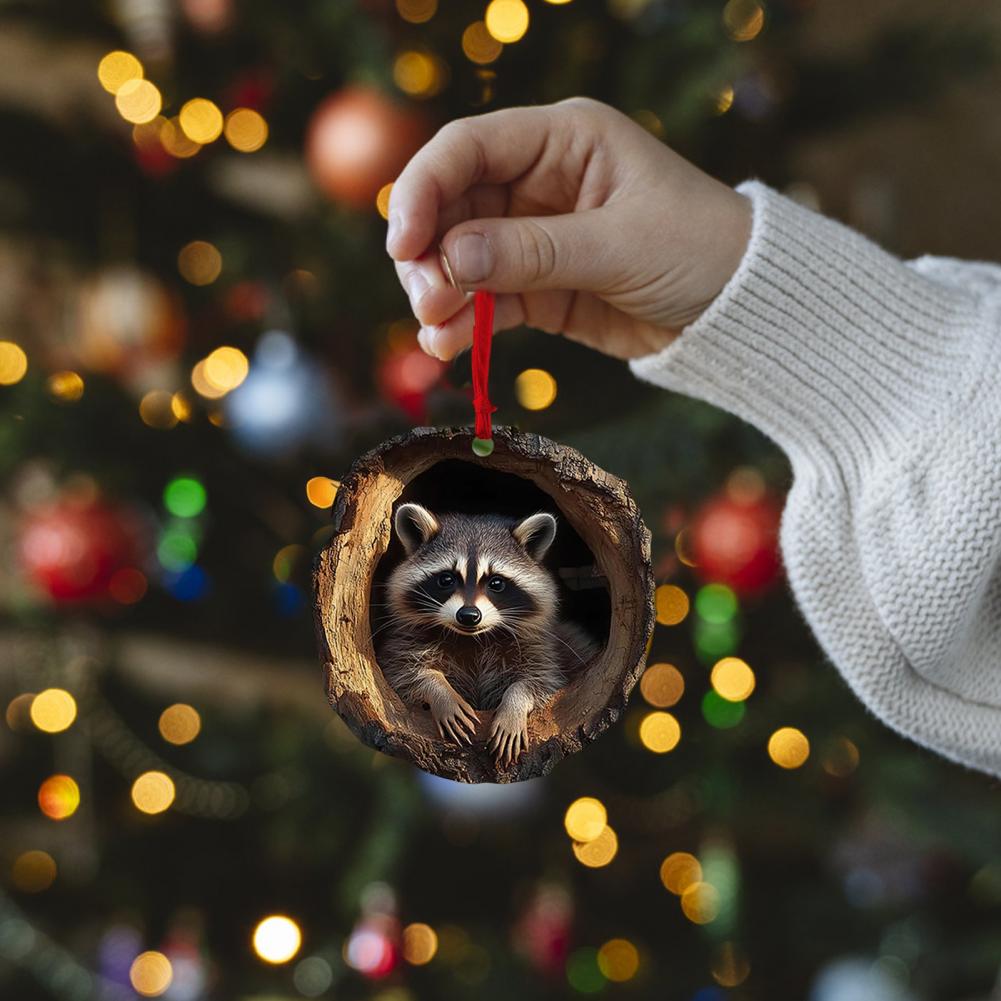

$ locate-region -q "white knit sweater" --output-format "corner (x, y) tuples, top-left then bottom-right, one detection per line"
(630, 181), (1001, 778)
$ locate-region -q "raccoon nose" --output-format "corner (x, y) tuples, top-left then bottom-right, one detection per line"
(456, 605), (482, 628)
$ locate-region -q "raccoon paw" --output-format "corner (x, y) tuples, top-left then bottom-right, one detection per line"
(431, 692), (479, 745)
(488, 709), (529, 767)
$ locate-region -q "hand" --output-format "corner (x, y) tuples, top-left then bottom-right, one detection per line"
(386, 97), (752, 362)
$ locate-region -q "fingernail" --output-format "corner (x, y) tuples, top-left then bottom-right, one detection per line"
(452, 232), (492, 284)
(438, 243), (462, 293)
(419, 326), (445, 360)
(403, 266), (430, 306)
(386, 212), (402, 251)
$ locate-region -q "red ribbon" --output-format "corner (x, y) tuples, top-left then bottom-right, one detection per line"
(471, 290), (497, 441)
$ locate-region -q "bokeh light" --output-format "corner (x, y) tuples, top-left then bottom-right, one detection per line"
(714, 84), (735, 115)
(681, 881), (720, 924)
(485, 0), (529, 43)
(130, 951), (173, 997)
(639, 663), (684, 708)
(11, 850), (57, 892)
(639, 711), (681, 753)
(6, 693), (35, 732)
(139, 390), (178, 429)
(396, 0), (437, 22)
(158, 525), (198, 571)
(514, 368), (558, 410)
(572, 824), (618, 867)
(306, 476), (339, 509)
(462, 21), (503, 64)
(179, 98), (224, 144)
(160, 117), (201, 158)
(701, 689), (746, 729)
(402, 922), (438, 965)
(597, 939), (639, 982)
(115, 78), (162, 124)
(171, 392), (193, 422)
(158, 704), (202, 745)
(164, 476), (207, 518)
(253, 915), (302, 964)
(660, 852), (702, 895)
(710, 657), (755, 702)
(98, 50), (143, 94)
(178, 240), (223, 286)
(294, 956), (334, 997)
(564, 797), (606, 842)
(224, 108), (269, 152)
(0, 341), (28, 385)
(131, 771), (176, 814)
(695, 583), (738, 623)
(204, 346), (248, 392)
(46, 371), (85, 402)
(655, 583), (689, 625)
(822, 736), (860, 777)
(723, 0), (765, 41)
(566, 947), (605, 993)
(191, 360), (227, 400)
(768, 727), (810, 769)
(376, 182), (393, 220)
(38, 775), (80, 820)
(109, 567), (148, 604)
(711, 941), (751, 987)
(30, 689), (77, 734)
(273, 544), (305, 582)
(393, 50), (444, 98)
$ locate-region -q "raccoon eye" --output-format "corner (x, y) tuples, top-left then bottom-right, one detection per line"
(436, 572), (456, 589)
(486, 575), (506, 593)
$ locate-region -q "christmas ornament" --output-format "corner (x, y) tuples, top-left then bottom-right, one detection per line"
(513, 883), (573, 976)
(19, 495), (147, 604)
(305, 86), (429, 208)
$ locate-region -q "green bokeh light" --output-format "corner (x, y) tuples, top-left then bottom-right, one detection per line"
(695, 583), (738, 623)
(702, 689), (747, 729)
(164, 476), (207, 518)
(158, 526), (199, 571)
(694, 618), (741, 663)
(566, 947), (605, 994)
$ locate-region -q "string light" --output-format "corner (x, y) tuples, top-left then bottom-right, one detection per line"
(701, 689), (746, 729)
(376, 182), (393, 220)
(402, 923), (438, 965)
(514, 368), (557, 410)
(639, 663), (684, 708)
(160, 117), (201, 158)
(224, 108), (269, 152)
(294, 956), (334, 996)
(191, 360), (227, 399)
(177, 240), (223, 286)
(566, 948), (605, 993)
(97, 51), (143, 94)
(710, 657), (755, 702)
(659, 852), (701, 895)
(695, 583), (737, 622)
(130, 951), (173, 997)
(306, 477), (339, 509)
(140, 391), (178, 430)
(393, 51), (444, 98)
(0, 341), (28, 385)
(204, 346), (248, 391)
(46, 371), (84, 402)
(655, 584), (689, 625)
(131, 771), (176, 814)
(822, 736), (860, 777)
(462, 21), (503, 64)
(396, 0), (437, 22)
(768, 727), (810, 769)
(681, 882), (720, 924)
(675, 528), (697, 566)
(179, 98), (224, 144)
(11, 850), (57, 893)
(273, 544), (305, 582)
(6, 692), (35, 732)
(572, 825), (618, 867)
(638, 711), (681, 753)
(38, 775), (80, 820)
(253, 915), (302, 964)
(115, 79), (162, 124)
(484, 0), (529, 43)
(564, 797), (606, 842)
(723, 0), (765, 41)
(158, 704), (201, 745)
(596, 939), (639, 982)
(714, 84), (735, 115)
(711, 942), (751, 987)
(30, 689), (77, 734)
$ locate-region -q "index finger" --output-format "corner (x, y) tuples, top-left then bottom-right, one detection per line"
(386, 104), (555, 263)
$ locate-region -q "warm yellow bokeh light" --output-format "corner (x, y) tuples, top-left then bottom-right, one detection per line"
(160, 117), (201, 159)
(514, 368), (557, 410)
(46, 371), (85, 402)
(822, 736), (860, 778)
(639, 663), (684, 708)
(139, 390), (179, 430)
(131, 771), (176, 814)
(681, 881), (720, 924)
(0, 341), (28, 386)
(655, 584), (689, 625)
(38, 775), (80, 821)
(98, 50), (143, 94)
(115, 79), (162, 124)
(714, 84), (735, 115)
(659, 852), (702, 895)
(191, 360), (227, 400)
(130, 951), (173, 997)
(11, 850), (57, 893)
(396, 0), (437, 22)
(253, 915), (302, 964)
(722, 0), (765, 41)
(597, 939), (639, 982)
(710, 657), (755, 702)
(203, 346), (248, 393)
(30, 689), (77, 734)
(485, 0), (530, 43)
(711, 941), (751, 987)
(393, 51), (442, 98)
(178, 240), (223, 286)
(158, 704), (202, 745)
(572, 824), (618, 867)
(639, 711), (681, 753)
(306, 476), (339, 509)
(376, 182), (394, 220)
(224, 108), (269, 153)
(462, 21), (503, 64)
(171, 392), (193, 423)
(402, 922), (438, 965)
(179, 98), (224, 144)
(564, 797), (607, 843)
(768, 727), (810, 769)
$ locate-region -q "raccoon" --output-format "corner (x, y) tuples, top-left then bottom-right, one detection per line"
(377, 502), (599, 765)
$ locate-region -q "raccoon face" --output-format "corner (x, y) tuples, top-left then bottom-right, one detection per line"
(387, 503), (559, 636)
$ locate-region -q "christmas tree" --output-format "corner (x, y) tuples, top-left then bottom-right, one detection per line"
(1, 1), (1000, 999)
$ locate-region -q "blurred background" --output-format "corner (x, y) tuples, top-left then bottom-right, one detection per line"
(2, 0), (1001, 999)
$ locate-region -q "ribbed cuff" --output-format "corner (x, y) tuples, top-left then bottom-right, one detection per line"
(630, 181), (985, 486)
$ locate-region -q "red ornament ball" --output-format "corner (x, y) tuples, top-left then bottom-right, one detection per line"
(19, 498), (146, 604)
(690, 485), (782, 596)
(305, 86), (429, 208)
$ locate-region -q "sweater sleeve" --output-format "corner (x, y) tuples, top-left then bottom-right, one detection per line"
(630, 181), (1001, 777)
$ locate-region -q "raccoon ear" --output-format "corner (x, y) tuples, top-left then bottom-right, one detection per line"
(513, 512), (557, 561)
(394, 503), (440, 555)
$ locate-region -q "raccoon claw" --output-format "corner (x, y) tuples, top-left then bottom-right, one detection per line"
(488, 717), (529, 767)
(432, 695), (479, 746)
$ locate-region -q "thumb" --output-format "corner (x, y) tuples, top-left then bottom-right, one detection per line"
(440, 210), (612, 294)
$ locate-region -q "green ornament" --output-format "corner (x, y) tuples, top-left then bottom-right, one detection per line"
(471, 437), (494, 457)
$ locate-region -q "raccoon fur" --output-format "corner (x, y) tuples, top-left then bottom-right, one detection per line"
(377, 502), (598, 765)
